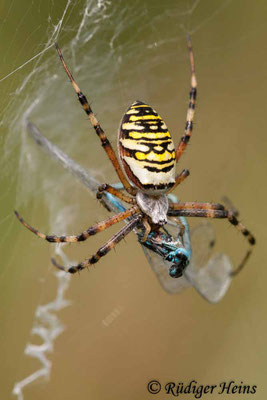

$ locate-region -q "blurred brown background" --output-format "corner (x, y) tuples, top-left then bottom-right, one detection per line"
(0, 0), (266, 399)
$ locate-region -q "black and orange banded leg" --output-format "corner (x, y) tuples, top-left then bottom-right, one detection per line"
(14, 205), (139, 243)
(97, 184), (136, 205)
(175, 35), (197, 162)
(167, 203), (255, 275)
(221, 196), (240, 217)
(52, 213), (143, 274)
(168, 202), (225, 211)
(167, 169), (190, 194)
(55, 44), (136, 196)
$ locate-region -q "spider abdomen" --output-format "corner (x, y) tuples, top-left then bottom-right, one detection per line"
(118, 101), (176, 194)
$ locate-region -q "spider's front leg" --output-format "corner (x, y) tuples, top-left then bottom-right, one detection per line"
(168, 216), (186, 237)
(139, 216), (151, 243)
(55, 44), (136, 196)
(52, 213), (143, 273)
(175, 35), (197, 162)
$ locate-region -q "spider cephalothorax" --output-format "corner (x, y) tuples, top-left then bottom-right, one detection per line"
(15, 37), (255, 277)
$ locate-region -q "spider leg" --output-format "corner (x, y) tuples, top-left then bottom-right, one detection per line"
(175, 35), (197, 162)
(52, 213), (143, 273)
(139, 216), (151, 243)
(97, 184), (136, 205)
(55, 44), (136, 196)
(168, 200), (223, 242)
(168, 202), (225, 211)
(169, 216), (186, 237)
(167, 169), (190, 194)
(167, 202), (255, 275)
(14, 205), (139, 243)
(221, 196), (239, 217)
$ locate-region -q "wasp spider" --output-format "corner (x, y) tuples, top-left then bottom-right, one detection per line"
(15, 37), (255, 276)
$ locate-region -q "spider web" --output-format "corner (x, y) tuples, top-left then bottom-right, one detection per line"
(0, 0), (261, 399)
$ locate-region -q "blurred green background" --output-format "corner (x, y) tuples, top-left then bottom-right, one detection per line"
(0, 0), (267, 399)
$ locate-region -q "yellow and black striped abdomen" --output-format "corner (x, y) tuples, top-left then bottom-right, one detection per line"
(118, 101), (176, 194)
